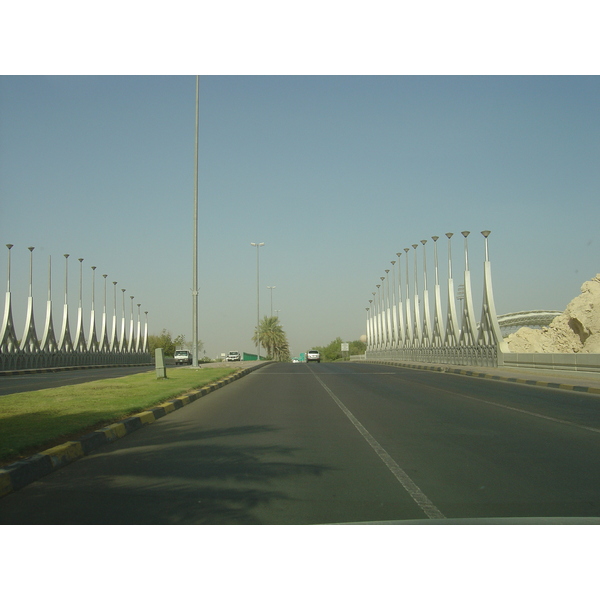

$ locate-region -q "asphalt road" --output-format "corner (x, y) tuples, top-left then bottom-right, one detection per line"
(2, 361), (600, 524)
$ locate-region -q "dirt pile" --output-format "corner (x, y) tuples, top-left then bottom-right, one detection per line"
(505, 274), (600, 353)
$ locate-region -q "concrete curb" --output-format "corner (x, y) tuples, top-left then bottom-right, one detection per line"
(0, 361), (271, 499)
(444, 367), (600, 395)
(365, 360), (600, 396)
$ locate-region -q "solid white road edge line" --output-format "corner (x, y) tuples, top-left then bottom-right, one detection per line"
(313, 373), (446, 520)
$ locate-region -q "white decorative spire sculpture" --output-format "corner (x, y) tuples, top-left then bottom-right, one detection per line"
(0, 245), (19, 353)
(20, 247), (40, 353)
(40, 256), (58, 352)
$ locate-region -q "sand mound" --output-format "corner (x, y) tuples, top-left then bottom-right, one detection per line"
(505, 274), (600, 353)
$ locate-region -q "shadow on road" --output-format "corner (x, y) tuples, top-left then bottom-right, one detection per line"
(0, 423), (335, 525)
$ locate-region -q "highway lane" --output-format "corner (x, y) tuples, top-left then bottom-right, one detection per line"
(314, 362), (600, 520)
(0, 366), (156, 395)
(2, 361), (600, 524)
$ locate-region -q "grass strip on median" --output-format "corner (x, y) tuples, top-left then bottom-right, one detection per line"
(0, 367), (237, 466)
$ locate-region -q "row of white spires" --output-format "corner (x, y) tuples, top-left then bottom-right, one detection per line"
(365, 230), (510, 353)
(0, 245), (149, 354)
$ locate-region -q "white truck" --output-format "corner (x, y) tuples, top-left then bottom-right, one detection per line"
(225, 351), (241, 362)
(174, 350), (193, 365)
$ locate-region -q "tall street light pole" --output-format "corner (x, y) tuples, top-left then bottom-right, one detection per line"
(251, 242), (265, 359)
(192, 75), (199, 368)
(267, 286), (275, 317)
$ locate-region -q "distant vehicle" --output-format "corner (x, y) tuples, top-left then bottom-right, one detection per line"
(174, 350), (193, 365)
(292, 358), (300, 363)
(306, 350), (321, 363)
(226, 351), (241, 362)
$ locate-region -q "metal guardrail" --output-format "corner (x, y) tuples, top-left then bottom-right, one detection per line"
(351, 351), (600, 374)
(500, 352), (600, 374)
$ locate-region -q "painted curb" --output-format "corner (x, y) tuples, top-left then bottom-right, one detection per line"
(366, 360), (600, 396)
(0, 362), (271, 499)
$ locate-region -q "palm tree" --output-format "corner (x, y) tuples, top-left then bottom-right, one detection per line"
(252, 316), (289, 361)
(274, 336), (290, 362)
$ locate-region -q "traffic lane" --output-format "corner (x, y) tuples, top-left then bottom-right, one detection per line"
(0, 366), (155, 395)
(321, 361), (600, 430)
(314, 362), (600, 519)
(317, 362), (600, 518)
(237, 363), (440, 523)
(0, 362), (430, 524)
(384, 364), (600, 430)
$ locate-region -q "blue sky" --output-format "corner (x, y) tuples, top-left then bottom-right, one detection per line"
(2, 75), (599, 358)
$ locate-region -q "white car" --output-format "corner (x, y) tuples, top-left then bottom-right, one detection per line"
(306, 350), (321, 363)
(226, 351), (241, 362)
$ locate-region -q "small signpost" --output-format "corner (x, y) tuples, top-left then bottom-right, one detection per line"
(341, 342), (349, 360)
(155, 348), (167, 379)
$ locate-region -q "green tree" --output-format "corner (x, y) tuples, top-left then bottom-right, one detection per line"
(314, 337), (343, 362)
(349, 339), (366, 355)
(312, 337), (367, 362)
(147, 329), (191, 357)
(252, 316), (290, 361)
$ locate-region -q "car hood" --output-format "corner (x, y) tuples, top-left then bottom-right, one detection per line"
(332, 516), (600, 525)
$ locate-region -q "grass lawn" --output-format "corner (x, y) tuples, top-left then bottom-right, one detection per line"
(0, 367), (237, 466)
